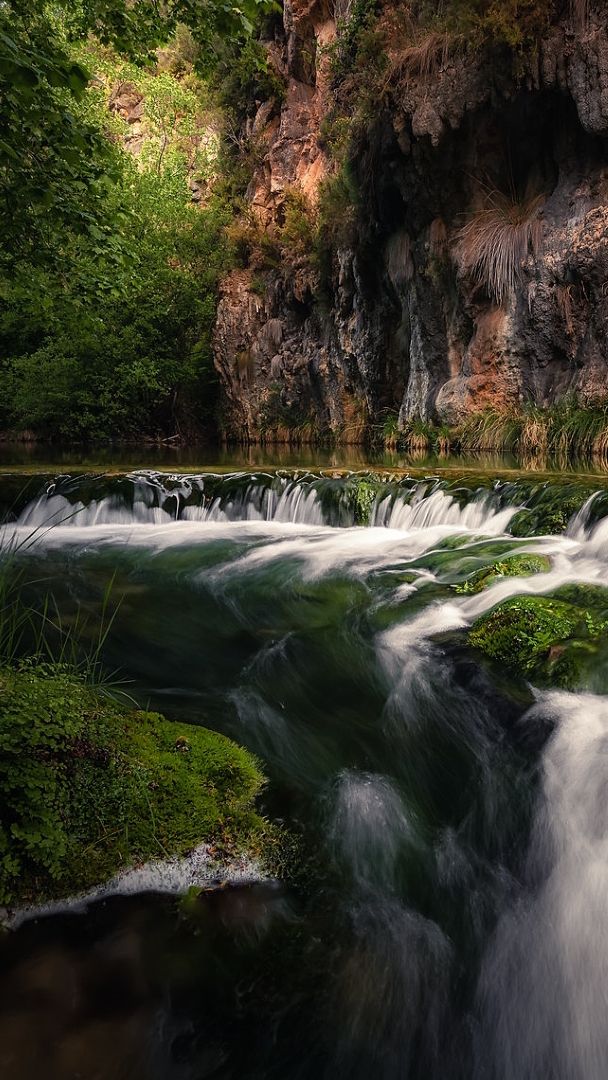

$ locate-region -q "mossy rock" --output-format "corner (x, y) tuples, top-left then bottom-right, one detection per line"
(455, 553), (551, 595)
(345, 476), (381, 525)
(467, 590), (608, 690)
(470, 596), (579, 671)
(509, 493), (588, 537)
(551, 583), (608, 622)
(0, 661), (273, 906)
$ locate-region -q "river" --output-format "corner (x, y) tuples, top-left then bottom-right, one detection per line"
(2, 461), (608, 1080)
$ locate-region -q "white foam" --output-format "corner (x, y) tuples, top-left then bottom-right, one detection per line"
(1, 844), (267, 930)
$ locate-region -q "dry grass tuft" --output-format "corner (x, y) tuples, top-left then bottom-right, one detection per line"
(458, 409), (523, 452)
(570, 0), (589, 28)
(385, 229), (414, 288)
(593, 426), (608, 462)
(260, 318), (283, 353)
(456, 191), (545, 305)
(520, 410), (550, 456)
(396, 31), (450, 82)
(554, 284), (575, 334)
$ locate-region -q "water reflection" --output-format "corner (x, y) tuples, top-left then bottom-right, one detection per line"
(5, 443), (608, 477)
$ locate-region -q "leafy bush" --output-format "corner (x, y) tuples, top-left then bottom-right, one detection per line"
(215, 36), (286, 121)
(0, 44), (233, 442)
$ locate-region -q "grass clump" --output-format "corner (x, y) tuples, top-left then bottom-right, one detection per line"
(455, 190), (545, 305)
(0, 660), (270, 906)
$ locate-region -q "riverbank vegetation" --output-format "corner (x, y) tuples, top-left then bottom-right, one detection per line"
(370, 401), (608, 465)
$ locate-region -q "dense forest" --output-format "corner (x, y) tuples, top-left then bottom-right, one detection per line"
(0, 0), (281, 442)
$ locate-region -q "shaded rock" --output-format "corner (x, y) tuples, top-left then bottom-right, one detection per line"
(213, 0), (608, 439)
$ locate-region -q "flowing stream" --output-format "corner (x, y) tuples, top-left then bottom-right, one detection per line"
(3, 467), (608, 1079)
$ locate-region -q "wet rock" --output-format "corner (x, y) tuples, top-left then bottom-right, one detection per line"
(469, 592), (608, 690)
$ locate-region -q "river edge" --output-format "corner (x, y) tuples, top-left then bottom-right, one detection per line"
(0, 843), (269, 931)
(0, 664), (275, 913)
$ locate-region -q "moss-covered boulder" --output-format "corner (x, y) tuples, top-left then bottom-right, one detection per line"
(469, 592), (608, 689)
(0, 661), (271, 906)
(455, 553), (551, 595)
(345, 476), (381, 525)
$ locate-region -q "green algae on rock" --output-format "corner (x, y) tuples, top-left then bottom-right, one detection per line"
(455, 553), (551, 595)
(468, 592), (608, 690)
(345, 476), (382, 525)
(0, 661), (271, 906)
(469, 597), (578, 671)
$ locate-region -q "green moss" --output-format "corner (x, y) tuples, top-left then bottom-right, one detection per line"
(0, 661), (271, 905)
(469, 596), (579, 671)
(468, 592), (608, 689)
(455, 553), (551, 594)
(345, 476), (381, 525)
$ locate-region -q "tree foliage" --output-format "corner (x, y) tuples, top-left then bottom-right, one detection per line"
(0, 0), (276, 441)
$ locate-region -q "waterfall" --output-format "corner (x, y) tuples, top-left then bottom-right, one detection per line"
(476, 692), (608, 1080)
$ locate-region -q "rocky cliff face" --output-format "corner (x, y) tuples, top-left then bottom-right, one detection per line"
(213, 2), (608, 441)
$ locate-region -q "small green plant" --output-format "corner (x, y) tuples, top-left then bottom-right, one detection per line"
(279, 189), (315, 256)
(404, 417), (433, 452)
(314, 164), (360, 264)
(455, 553), (551, 595)
(379, 410), (400, 448)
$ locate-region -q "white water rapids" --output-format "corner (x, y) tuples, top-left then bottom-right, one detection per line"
(4, 470), (608, 1079)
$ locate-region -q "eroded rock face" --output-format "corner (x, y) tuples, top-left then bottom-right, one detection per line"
(213, 1), (608, 439)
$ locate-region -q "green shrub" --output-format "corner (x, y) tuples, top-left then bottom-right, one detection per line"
(279, 189), (315, 256)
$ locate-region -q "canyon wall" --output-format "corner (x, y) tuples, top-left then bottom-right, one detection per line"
(213, 2), (608, 440)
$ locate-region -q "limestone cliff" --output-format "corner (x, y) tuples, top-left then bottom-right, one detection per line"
(213, 2), (608, 441)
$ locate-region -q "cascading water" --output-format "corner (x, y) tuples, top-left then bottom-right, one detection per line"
(3, 467), (608, 1080)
